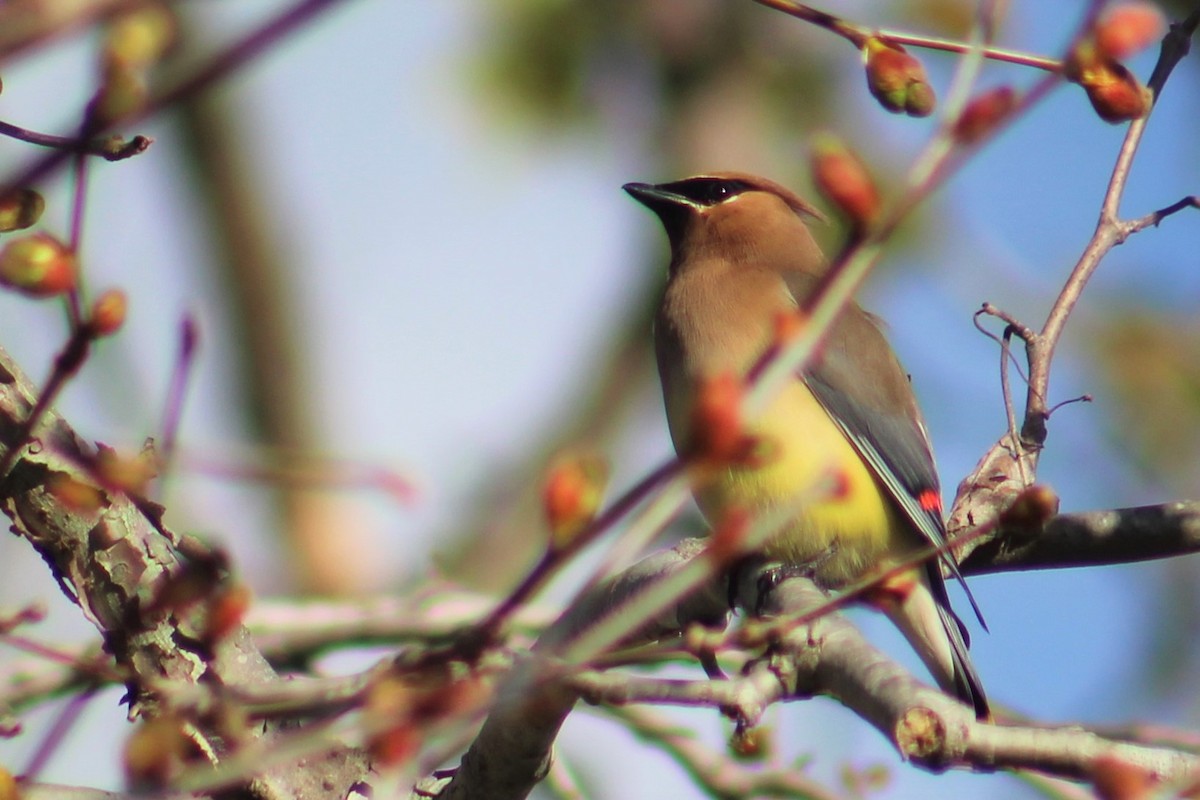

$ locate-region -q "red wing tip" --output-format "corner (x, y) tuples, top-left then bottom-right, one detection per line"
(917, 488), (942, 513)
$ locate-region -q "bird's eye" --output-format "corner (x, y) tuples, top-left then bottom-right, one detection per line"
(703, 183), (732, 203)
(650, 177), (752, 208)
(665, 178), (749, 206)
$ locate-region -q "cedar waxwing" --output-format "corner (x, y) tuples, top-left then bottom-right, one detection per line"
(624, 172), (989, 719)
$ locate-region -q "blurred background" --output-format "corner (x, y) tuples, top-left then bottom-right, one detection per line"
(0, 0), (1197, 797)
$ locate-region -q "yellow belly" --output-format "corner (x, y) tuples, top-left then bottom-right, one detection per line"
(692, 383), (913, 586)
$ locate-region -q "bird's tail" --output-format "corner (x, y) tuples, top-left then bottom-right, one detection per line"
(882, 564), (989, 720)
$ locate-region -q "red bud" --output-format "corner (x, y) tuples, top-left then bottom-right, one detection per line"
(810, 134), (881, 230)
(203, 582), (252, 645)
(0, 188), (44, 232)
(999, 484), (1059, 530)
(687, 372), (756, 464)
(729, 725), (770, 760)
(0, 233), (76, 297)
(145, 559), (222, 617)
(89, 289), (128, 337)
(49, 475), (107, 512)
(542, 450), (609, 551)
(1064, 16), (1155, 126)
(1092, 754), (1157, 800)
(1078, 60), (1151, 123)
(124, 716), (187, 790)
(953, 86), (1018, 144)
(1095, 3), (1166, 62)
(706, 506), (752, 566)
(863, 38), (936, 117)
(95, 445), (157, 495)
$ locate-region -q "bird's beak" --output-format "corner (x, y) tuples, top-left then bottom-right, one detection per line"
(622, 182), (696, 213)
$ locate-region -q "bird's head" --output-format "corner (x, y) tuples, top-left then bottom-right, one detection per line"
(623, 172), (826, 274)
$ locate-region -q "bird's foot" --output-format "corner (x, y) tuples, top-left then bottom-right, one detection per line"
(753, 548), (836, 615)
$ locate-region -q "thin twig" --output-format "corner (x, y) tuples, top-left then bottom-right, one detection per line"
(1123, 194), (1200, 235)
(602, 704), (845, 800)
(0, 0), (353, 197)
(750, 0), (1063, 72)
(20, 685), (101, 781)
(158, 315), (199, 474)
(879, 28), (1061, 71)
(0, 328), (91, 486)
(0, 119), (149, 161)
(1023, 11), (1200, 442)
(476, 458), (684, 640)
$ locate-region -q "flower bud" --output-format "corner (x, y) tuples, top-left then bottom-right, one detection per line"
(1077, 60), (1151, 123)
(0, 233), (76, 297)
(863, 37), (936, 117)
(89, 289), (128, 337)
(0, 767), (17, 800)
(999, 484), (1059, 531)
(203, 582), (252, 645)
(686, 372), (757, 464)
(541, 450), (609, 551)
(49, 475), (106, 512)
(810, 134), (881, 230)
(772, 310), (807, 346)
(363, 675), (437, 767)
(104, 4), (177, 70)
(1095, 2), (1166, 62)
(0, 188), (44, 232)
(95, 444), (158, 495)
(706, 506), (753, 566)
(90, 63), (148, 125)
(729, 725), (770, 760)
(124, 715), (187, 790)
(953, 86), (1018, 145)
(1092, 754), (1157, 800)
(145, 558), (222, 616)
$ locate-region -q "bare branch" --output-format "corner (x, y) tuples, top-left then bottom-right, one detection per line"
(441, 542), (1200, 798)
(742, 571), (1199, 780)
(1026, 12), (1200, 436)
(1124, 195), (1200, 235)
(961, 501), (1200, 575)
(951, 13), (1200, 548)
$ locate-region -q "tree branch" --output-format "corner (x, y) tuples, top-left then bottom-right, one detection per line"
(0, 344), (370, 797)
(950, 11), (1200, 548)
(961, 501), (1200, 574)
(436, 536), (1200, 798)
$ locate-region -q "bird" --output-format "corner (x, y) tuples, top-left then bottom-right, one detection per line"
(623, 171), (989, 719)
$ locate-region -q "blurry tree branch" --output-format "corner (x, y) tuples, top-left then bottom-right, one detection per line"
(0, 0), (137, 61)
(0, 344), (370, 797)
(601, 704), (845, 800)
(0, 0), (356, 199)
